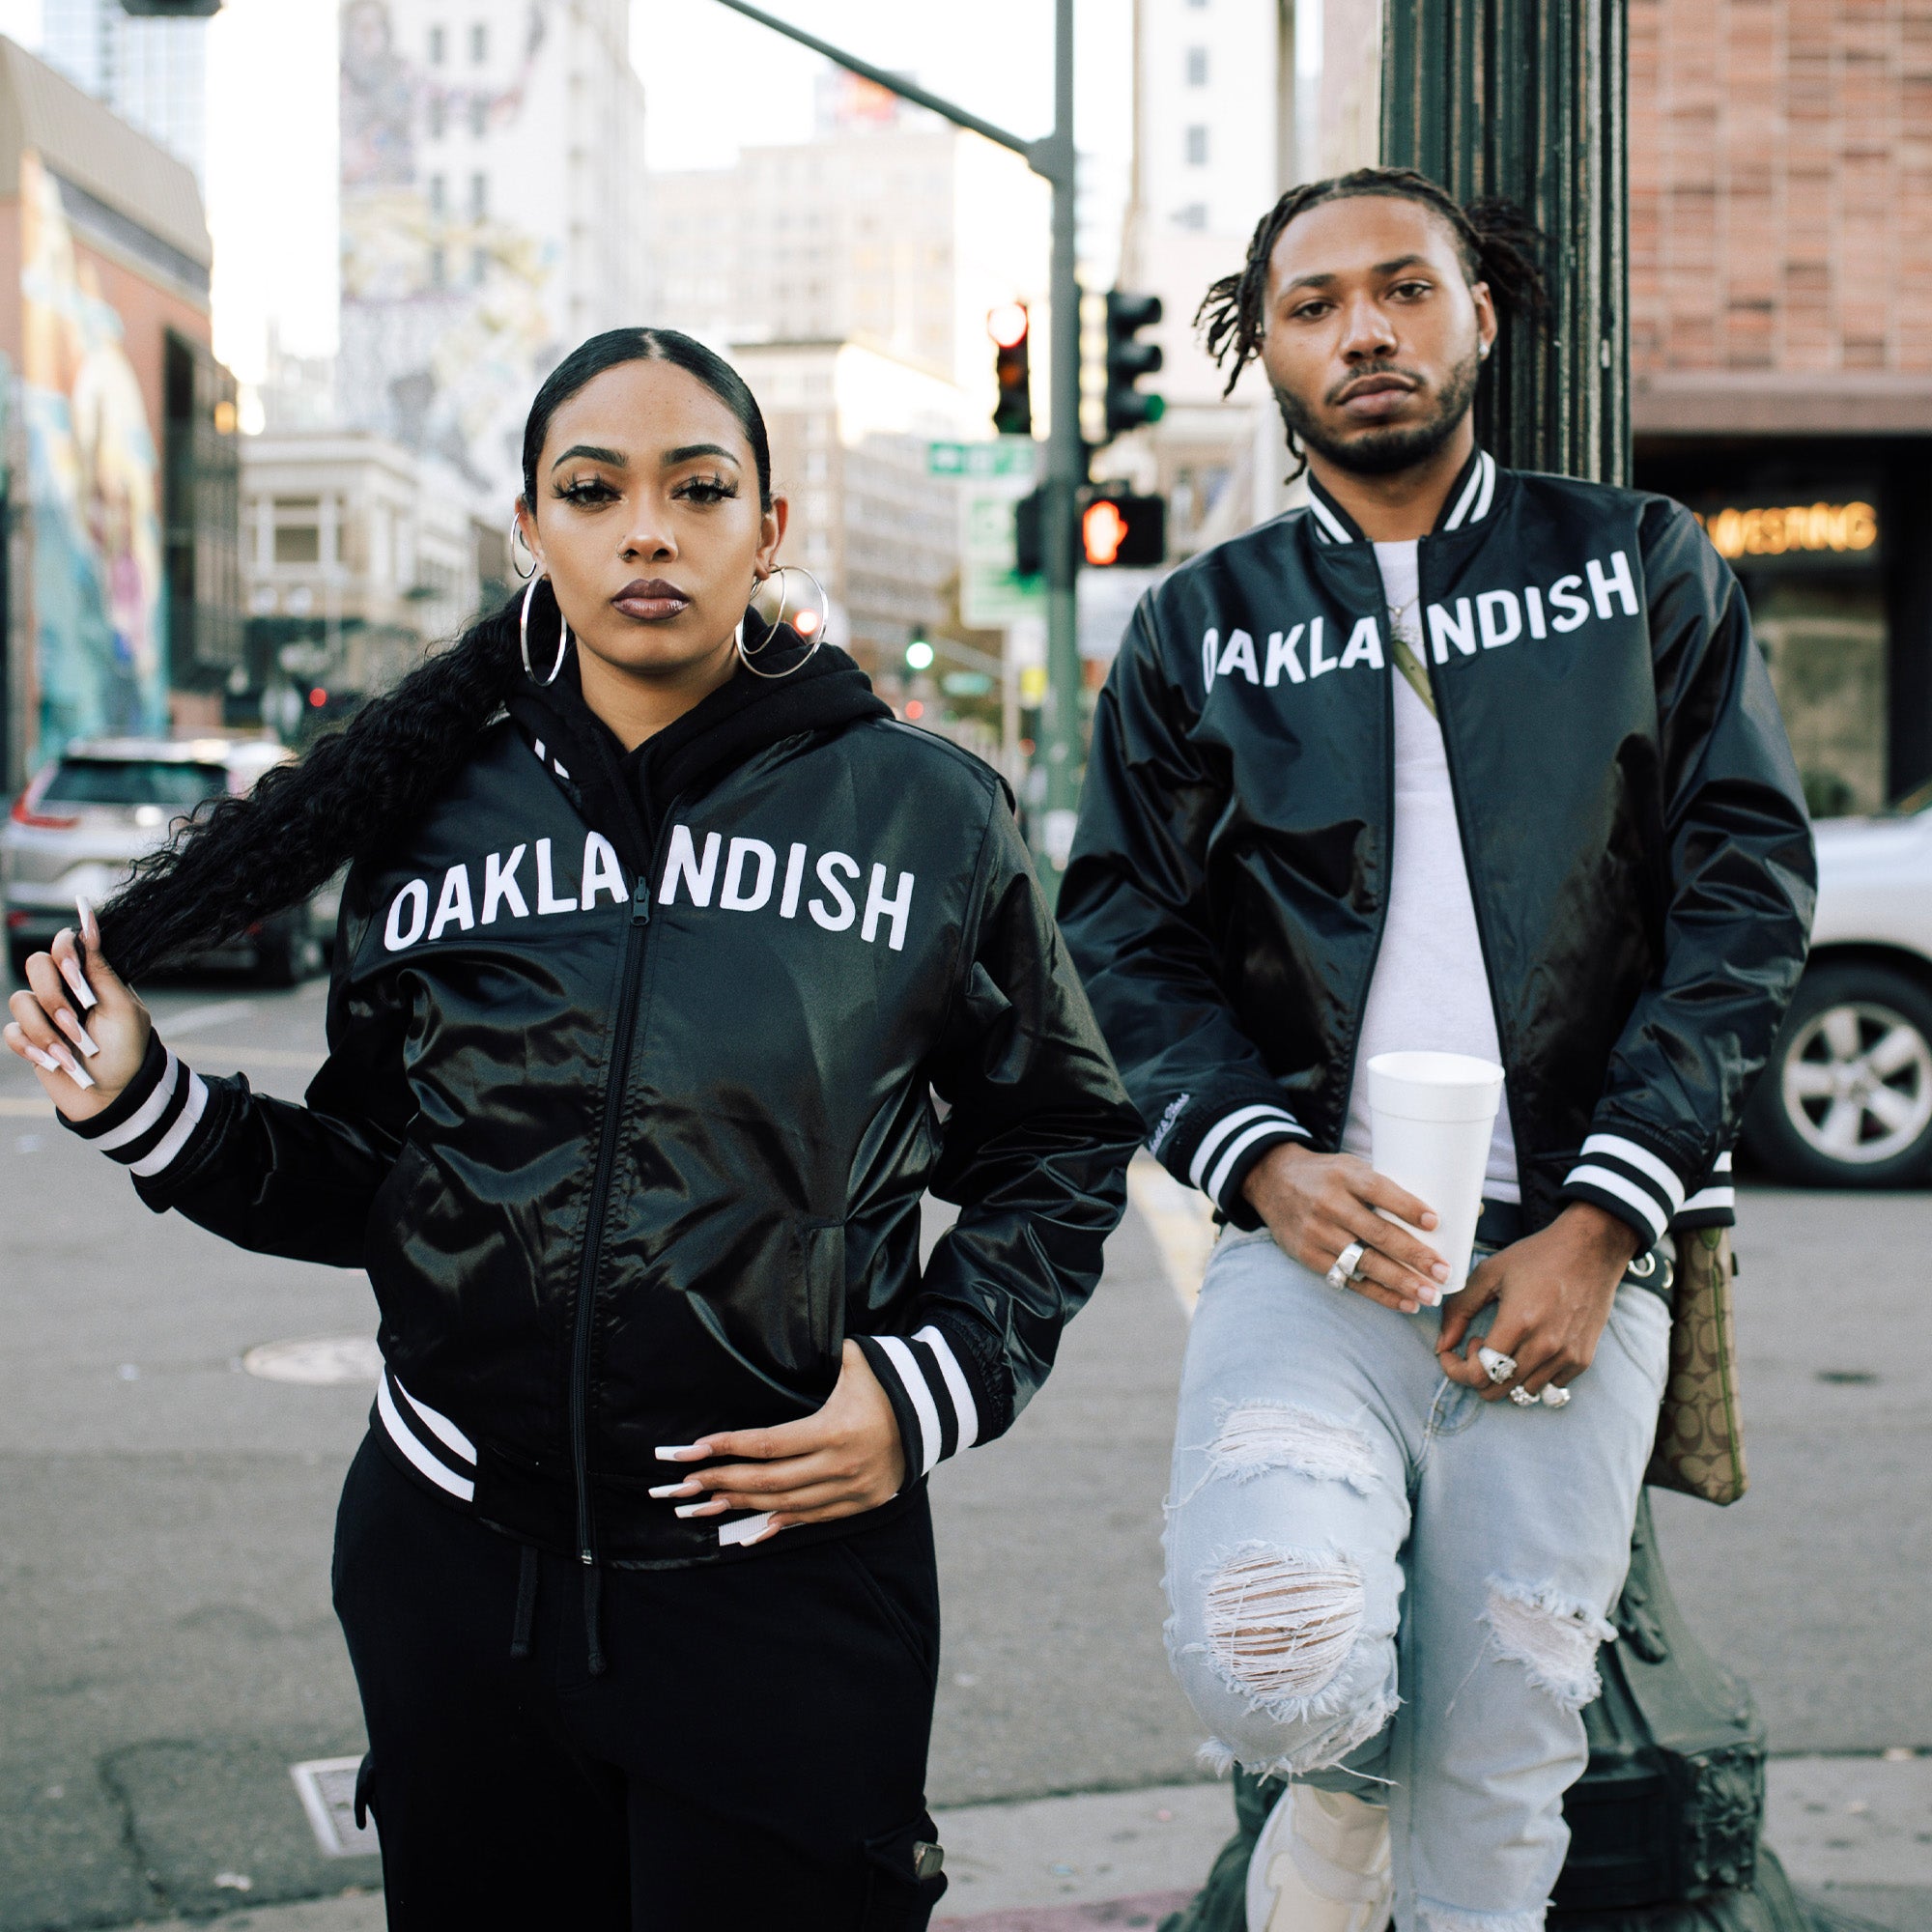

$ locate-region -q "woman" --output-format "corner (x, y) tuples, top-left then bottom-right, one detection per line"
(8, 328), (1141, 1929)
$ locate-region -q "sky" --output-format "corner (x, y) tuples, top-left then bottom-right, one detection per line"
(0, 0), (1137, 390)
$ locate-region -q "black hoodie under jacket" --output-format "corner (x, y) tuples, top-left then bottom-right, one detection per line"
(71, 643), (1142, 1569)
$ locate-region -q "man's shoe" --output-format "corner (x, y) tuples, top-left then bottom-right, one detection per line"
(1245, 1782), (1392, 1932)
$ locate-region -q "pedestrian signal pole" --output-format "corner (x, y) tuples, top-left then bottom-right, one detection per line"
(711, 0), (1084, 892)
(1389, 5), (1805, 1926)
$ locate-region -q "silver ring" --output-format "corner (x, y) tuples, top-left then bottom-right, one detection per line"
(1509, 1386), (1540, 1407)
(1478, 1346), (1518, 1385)
(1325, 1240), (1367, 1291)
(1542, 1385), (1572, 1409)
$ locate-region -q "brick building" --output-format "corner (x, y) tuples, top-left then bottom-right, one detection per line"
(1630, 0), (1932, 813)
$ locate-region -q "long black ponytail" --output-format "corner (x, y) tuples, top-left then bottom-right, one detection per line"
(99, 327), (772, 981)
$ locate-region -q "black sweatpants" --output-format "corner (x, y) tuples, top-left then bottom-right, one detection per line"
(331, 1435), (947, 1930)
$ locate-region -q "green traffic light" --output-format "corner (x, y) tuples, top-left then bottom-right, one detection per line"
(1145, 394), (1165, 423)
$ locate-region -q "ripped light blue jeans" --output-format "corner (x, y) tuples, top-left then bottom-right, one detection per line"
(1164, 1226), (1670, 1932)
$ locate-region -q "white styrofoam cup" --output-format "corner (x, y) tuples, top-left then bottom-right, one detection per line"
(1367, 1050), (1505, 1296)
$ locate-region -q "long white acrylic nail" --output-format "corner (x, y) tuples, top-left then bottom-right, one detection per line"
(75, 894), (100, 951)
(23, 1042), (61, 1072)
(57, 950), (99, 1012)
(648, 1481), (701, 1499)
(655, 1443), (709, 1462)
(49, 1042), (95, 1090)
(56, 1010), (100, 1058)
(674, 1499), (727, 1519)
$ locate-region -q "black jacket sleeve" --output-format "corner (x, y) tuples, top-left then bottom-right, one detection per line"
(62, 887), (413, 1267)
(853, 787), (1142, 1475)
(1055, 594), (1309, 1224)
(1557, 501), (1816, 1245)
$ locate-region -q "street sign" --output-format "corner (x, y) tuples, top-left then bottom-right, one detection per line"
(928, 439), (1039, 481)
(960, 480), (1046, 629)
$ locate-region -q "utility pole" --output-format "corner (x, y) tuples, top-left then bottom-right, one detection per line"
(710, 0), (1084, 890)
(1383, 7), (1824, 1926)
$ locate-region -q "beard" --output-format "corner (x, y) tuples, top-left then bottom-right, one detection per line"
(1273, 347), (1482, 478)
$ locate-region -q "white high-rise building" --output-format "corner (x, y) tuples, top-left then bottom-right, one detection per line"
(1120, 0), (1381, 556)
(40, 0), (211, 183)
(337, 0), (647, 507)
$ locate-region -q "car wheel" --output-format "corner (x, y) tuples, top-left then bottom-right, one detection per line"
(1744, 962), (1932, 1186)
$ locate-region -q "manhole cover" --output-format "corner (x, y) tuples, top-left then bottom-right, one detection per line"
(291, 1756), (379, 1857)
(242, 1336), (383, 1385)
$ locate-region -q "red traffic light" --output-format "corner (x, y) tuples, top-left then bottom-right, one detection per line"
(308, 687), (328, 708)
(986, 302), (1030, 349)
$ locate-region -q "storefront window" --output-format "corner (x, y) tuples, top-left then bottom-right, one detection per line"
(1750, 579), (1888, 818)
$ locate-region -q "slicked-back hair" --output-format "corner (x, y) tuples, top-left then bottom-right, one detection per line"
(1196, 165), (1549, 399)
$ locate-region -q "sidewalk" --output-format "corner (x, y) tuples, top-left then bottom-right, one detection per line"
(91, 1755), (1932, 1932)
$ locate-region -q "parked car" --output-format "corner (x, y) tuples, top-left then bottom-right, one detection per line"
(3, 737), (327, 986)
(1744, 788), (1932, 1185)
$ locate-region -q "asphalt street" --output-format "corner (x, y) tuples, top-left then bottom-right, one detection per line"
(0, 974), (1926, 1926)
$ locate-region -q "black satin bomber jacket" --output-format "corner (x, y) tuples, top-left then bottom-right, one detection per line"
(1059, 450), (1817, 1248)
(73, 712), (1140, 1567)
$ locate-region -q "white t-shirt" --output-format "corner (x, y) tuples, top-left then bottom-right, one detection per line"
(1338, 540), (1520, 1203)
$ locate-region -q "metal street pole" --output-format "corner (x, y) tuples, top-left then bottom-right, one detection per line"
(1382, 8), (1828, 1926)
(710, 0), (1084, 890)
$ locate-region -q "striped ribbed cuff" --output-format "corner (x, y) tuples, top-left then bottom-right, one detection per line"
(374, 1365), (477, 1502)
(855, 1324), (982, 1484)
(1184, 1100), (1309, 1217)
(1674, 1150), (1736, 1230)
(59, 1033), (212, 1181)
(1560, 1130), (1690, 1248)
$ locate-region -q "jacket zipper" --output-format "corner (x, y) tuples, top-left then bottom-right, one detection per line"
(568, 869), (654, 1569)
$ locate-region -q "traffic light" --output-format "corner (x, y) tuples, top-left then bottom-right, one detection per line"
(1104, 292), (1165, 436)
(1014, 489), (1043, 578)
(1082, 490), (1166, 568)
(988, 303), (1032, 438)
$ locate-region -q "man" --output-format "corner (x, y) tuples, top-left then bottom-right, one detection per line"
(1058, 167), (1814, 1932)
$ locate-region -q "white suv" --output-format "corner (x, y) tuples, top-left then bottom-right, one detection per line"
(1745, 791), (1932, 1185)
(3, 737), (327, 986)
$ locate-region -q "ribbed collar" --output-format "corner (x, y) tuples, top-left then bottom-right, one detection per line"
(1303, 445), (1497, 546)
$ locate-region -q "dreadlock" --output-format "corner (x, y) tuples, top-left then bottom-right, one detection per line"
(1196, 166), (1549, 401)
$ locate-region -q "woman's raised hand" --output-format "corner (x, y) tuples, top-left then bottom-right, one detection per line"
(4, 900), (152, 1120)
(653, 1340), (907, 1543)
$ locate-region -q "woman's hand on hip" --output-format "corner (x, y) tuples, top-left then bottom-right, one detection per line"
(1241, 1141), (1451, 1314)
(1436, 1203), (1640, 1399)
(661, 1340), (907, 1542)
(5, 905), (151, 1120)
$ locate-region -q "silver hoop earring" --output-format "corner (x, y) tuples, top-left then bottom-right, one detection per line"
(508, 514), (536, 582)
(521, 576), (570, 685)
(738, 565), (830, 679)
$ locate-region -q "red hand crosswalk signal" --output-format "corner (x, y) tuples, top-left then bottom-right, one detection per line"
(988, 304), (1032, 437)
(1082, 490), (1166, 568)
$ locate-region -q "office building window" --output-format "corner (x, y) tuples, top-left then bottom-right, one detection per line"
(428, 174), (445, 217)
(427, 95), (445, 138)
(428, 23), (445, 63)
(470, 172), (487, 219)
(1175, 203), (1208, 231)
(1187, 45), (1208, 85)
(429, 246), (446, 289)
(469, 21), (487, 62)
(1186, 126), (1209, 165)
(471, 246), (488, 286)
(469, 96), (488, 138)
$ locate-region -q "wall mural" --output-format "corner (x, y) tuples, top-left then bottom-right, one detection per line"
(338, 0), (560, 500)
(20, 149), (168, 761)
